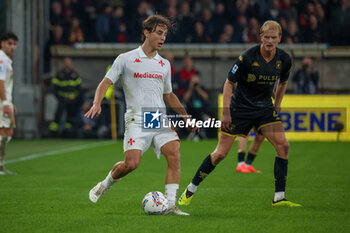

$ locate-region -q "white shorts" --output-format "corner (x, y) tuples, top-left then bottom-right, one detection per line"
(123, 121), (179, 159)
(0, 103), (15, 128)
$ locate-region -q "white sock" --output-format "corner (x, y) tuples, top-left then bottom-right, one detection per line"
(238, 162), (244, 166)
(187, 182), (198, 193)
(165, 183), (179, 207)
(102, 171), (119, 188)
(274, 191), (285, 202)
(244, 162), (250, 167)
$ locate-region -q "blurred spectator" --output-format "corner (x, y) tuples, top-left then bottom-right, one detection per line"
(173, 56), (199, 99)
(193, 0), (215, 16)
(263, 0), (281, 21)
(183, 75), (210, 140)
(315, 2), (329, 42)
(218, 24), (240, 43)
(285, 19), (303, 43)
(246, 17), (260, 43)
(177, 1), (194, 42)
(81, 0), (97, 42)
(49, 57), (83, 135)
(127, 1), (154, 42)
(292, 57), (319, 94)
(165, 5), (178, 42)
(303, 14), (326, 43)
(233, 15), (247, 43)
(299, 2), (315, 29)
(330, 0), (350, 45)
(95, 4), (113, 42)
(200, 8), (216, 42)
(62, 0), (73, 24)
(50, 1), (65, 28)
(44, 25), (68, 72)
(279, 0), (298, 21)
(109, 6), (127, 42)
(212, 3), (228, 40)
(164, 51), (176, 77)
(190, 21), (207, 43)
(79, 102), (98, 138)
(68, 17), (84, 44)
(183, 75), (210, 119)
(46, 0), (350, 45)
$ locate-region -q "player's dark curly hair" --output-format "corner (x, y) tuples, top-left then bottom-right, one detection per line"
(0, 32), (18, 49)
(0, 32), (18, 43)
(141, 15), (174, 42)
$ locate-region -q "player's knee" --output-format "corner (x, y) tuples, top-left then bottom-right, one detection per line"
(167, 151), (181, 168)
(278, 141), (290, 156)
(124, 161), (139, 172)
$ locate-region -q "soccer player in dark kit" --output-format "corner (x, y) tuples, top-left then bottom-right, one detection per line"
(178, 20), (301, 207)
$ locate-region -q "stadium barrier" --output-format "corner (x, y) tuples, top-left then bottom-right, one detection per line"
(218, 94), (350, 142)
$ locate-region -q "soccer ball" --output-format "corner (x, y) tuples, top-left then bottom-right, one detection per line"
(142, 191), (168, 215)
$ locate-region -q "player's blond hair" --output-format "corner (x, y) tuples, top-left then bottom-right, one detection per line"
(260, 20), (282, 36)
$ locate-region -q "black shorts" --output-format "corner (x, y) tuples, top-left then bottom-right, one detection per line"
(221, 107), (281, 137)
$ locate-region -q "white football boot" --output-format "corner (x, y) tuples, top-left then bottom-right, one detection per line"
(89, 182), (109, 203)
(166, 205), (190, 216)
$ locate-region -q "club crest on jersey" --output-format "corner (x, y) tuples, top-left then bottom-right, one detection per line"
(143, 110), (161, 129)
(159, 60), (165, 67)
(276, 60), (282, 69)
(252, 61), (260, 67)
(134, 58), (142, 63)
(231, 64), (238, 74)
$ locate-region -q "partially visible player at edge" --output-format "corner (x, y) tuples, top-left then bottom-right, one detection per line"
(235, 131), (265, 173)
(178, 20), (301, 207)
(85, 15), (194, 215)
(0, 32), (18, 175)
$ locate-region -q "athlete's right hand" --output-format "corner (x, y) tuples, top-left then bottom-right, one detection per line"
(84, 104), (101, 119)
(221, 112), (231, 131)
(3, 105), (12, 118)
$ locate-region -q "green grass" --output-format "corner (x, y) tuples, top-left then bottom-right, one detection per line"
(0, 139), (349, 233)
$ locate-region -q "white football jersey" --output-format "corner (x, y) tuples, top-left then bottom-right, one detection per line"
(106, 46), (172, 120)
(0, 50), (13, 103)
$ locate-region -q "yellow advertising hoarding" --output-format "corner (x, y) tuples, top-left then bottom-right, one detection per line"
(217, 95), (350, 141)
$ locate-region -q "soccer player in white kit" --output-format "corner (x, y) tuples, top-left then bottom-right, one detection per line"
(0, 32), (18, 175)
(85, 15), (193, 215)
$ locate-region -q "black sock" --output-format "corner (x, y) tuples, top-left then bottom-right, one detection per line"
(238, 152), (245, 163)
(191, 154), (216, 186)
(245, 152), (256, 165)
(274, 157), (288, 192)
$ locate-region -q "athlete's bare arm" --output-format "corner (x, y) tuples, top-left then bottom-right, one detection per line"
(221, 80), (235, 131)
(274, 80), (288, 113)
(85, 77), (113, 119)
(163, 92), (188, 118)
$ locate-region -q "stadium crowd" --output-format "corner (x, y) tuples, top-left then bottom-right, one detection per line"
(48, 0), (350, 46)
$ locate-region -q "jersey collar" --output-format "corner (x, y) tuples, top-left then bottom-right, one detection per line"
(0, 50), (12, 64)
(137, 46), (161, 61)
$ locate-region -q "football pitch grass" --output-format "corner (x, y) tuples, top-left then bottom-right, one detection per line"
(0, 139), (349, 233)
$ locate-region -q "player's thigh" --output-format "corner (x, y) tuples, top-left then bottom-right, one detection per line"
(260, 123), (288, 148)
(153, 127), (179, 159)
(0, 128), (13, 137)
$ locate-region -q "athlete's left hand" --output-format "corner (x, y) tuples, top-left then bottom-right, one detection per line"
(274, 104), (281, 113)
(185, 117), (199, 132)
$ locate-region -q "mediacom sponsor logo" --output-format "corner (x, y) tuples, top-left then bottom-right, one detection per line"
(134, 72), (163, 79)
